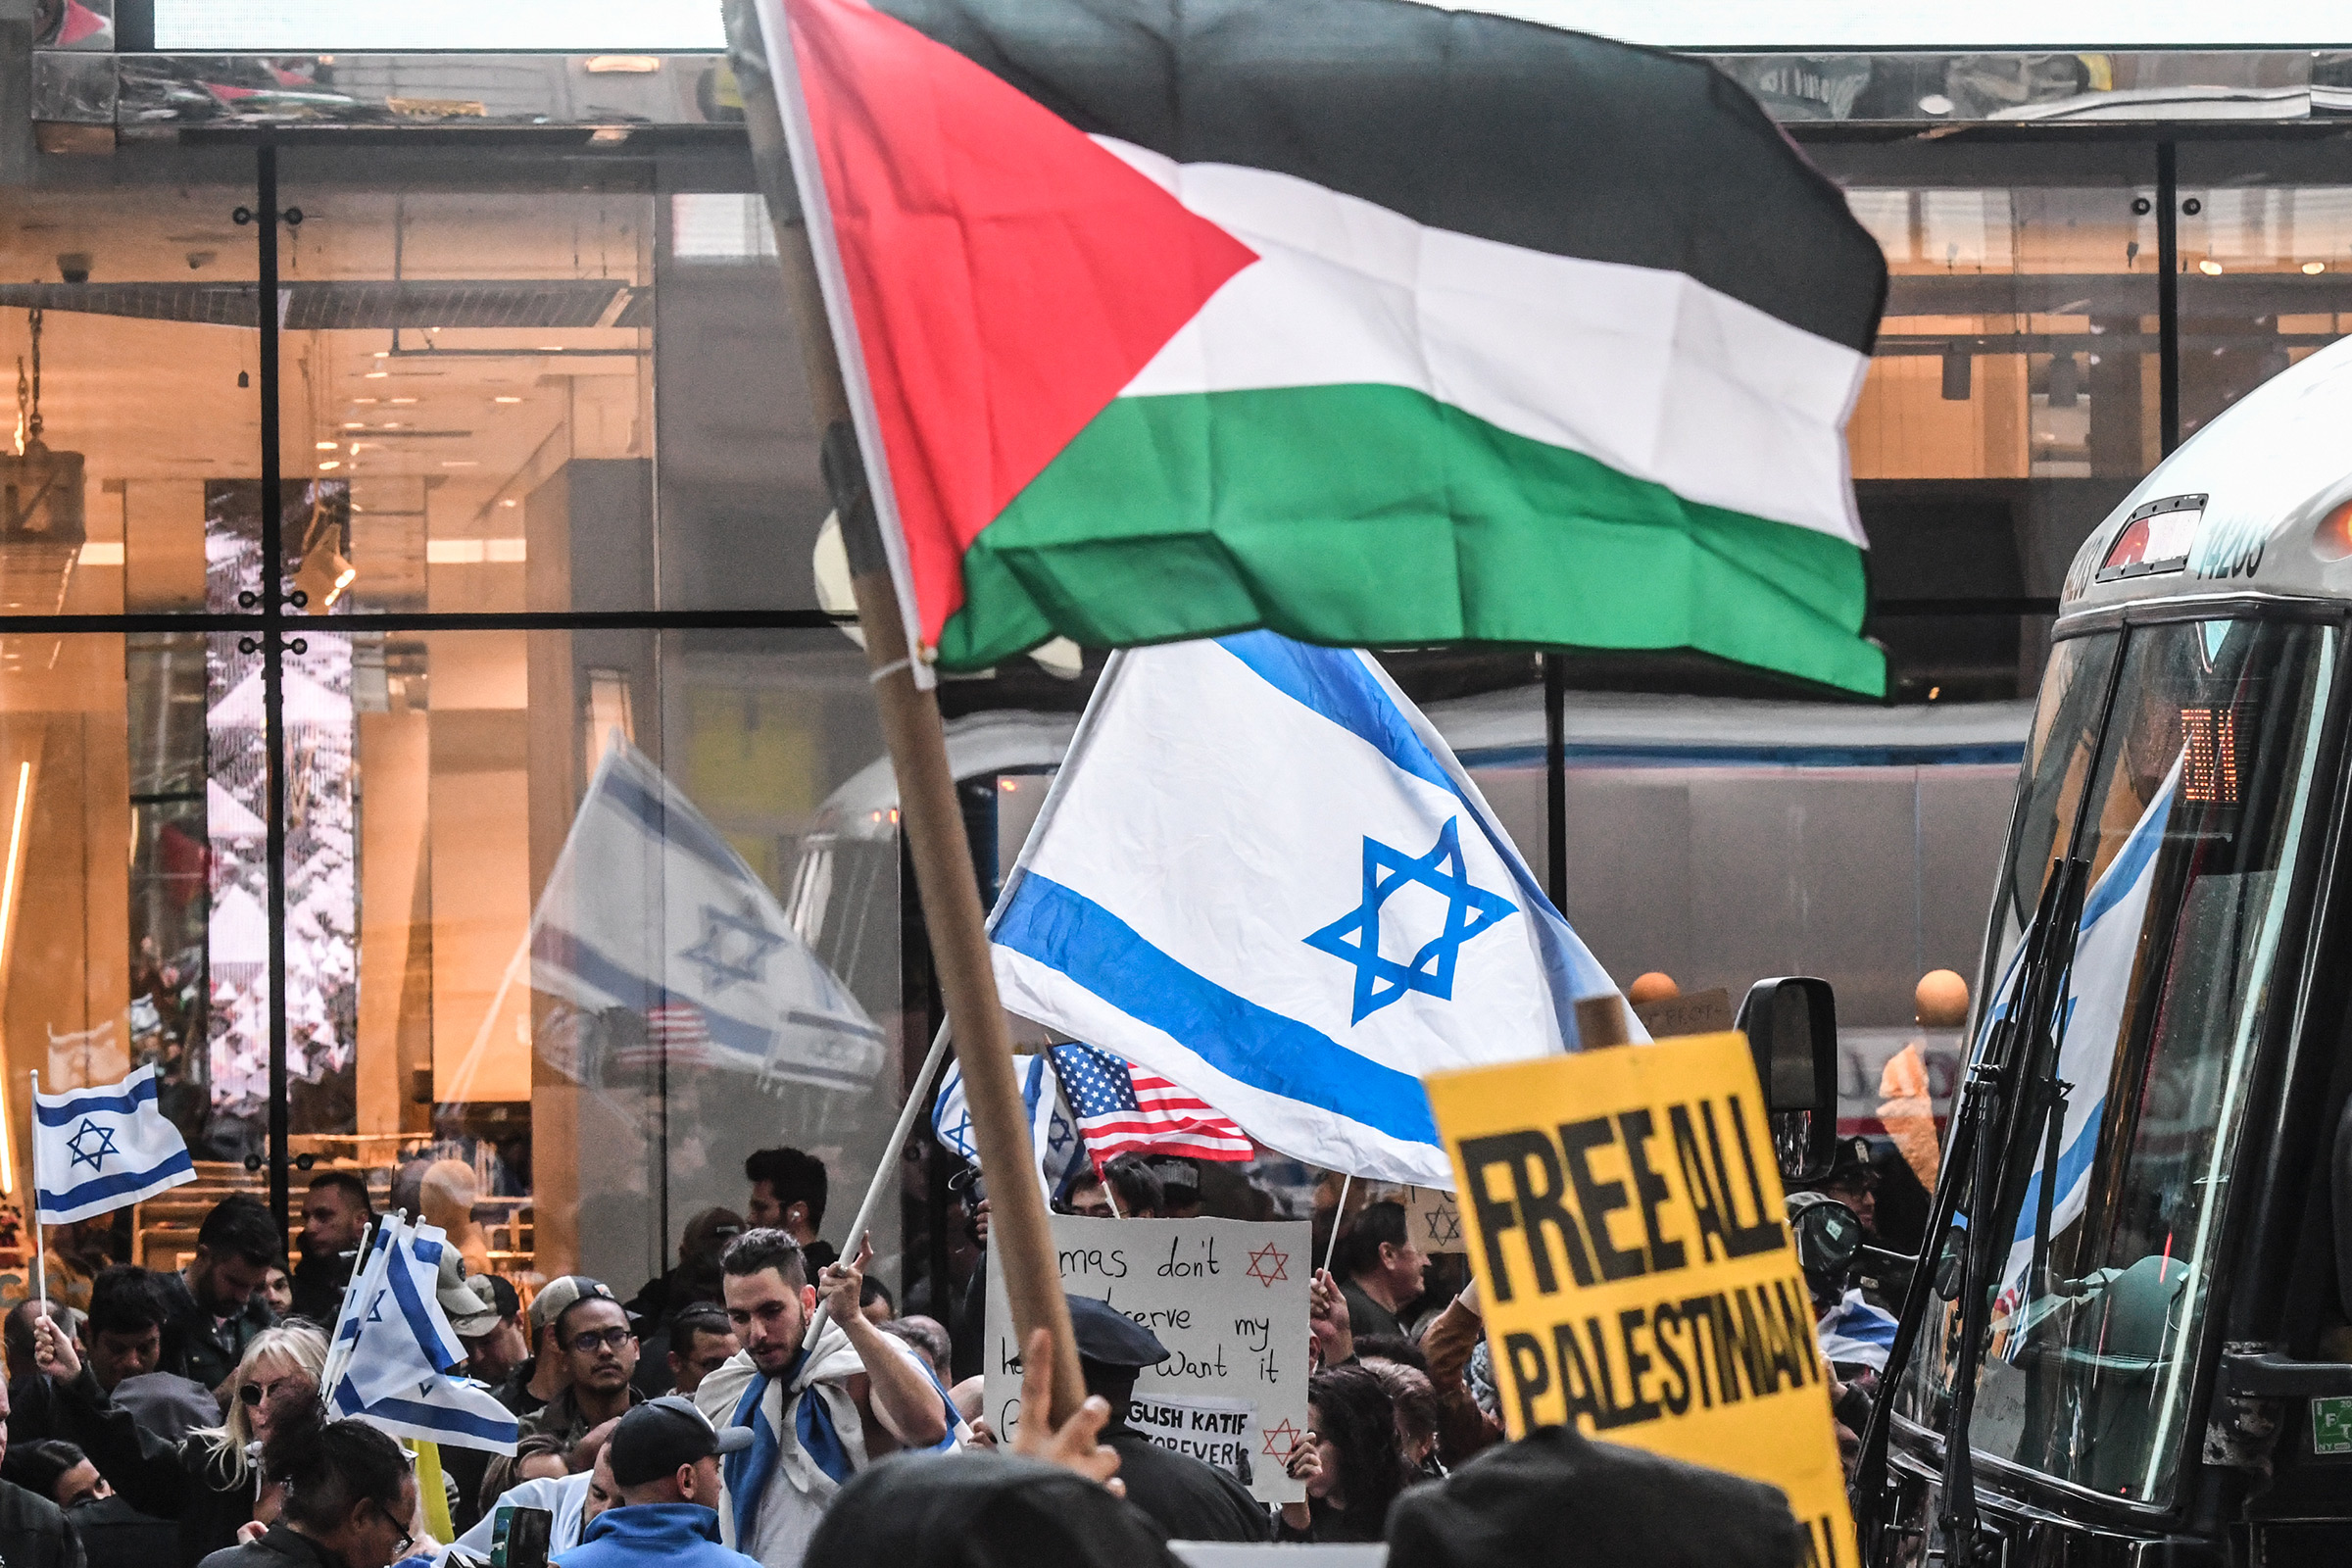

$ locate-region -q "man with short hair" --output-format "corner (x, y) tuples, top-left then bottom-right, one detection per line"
(695, 1229), (955, 1568)
(742, 1152), (835, 1274)
(289, 1170), (371, 1326)
(559, 1396), (758, 1568)
(79, 1268), (214, 1444)
(155, 1196), (278, 1392)
(666, 1306), (739, 1399)
(12, 1266), (215, 1447)
(498, 1274), (598, 1420)
(518, 1282), (643, 1466)
(1336, 1200), (1427, 1343)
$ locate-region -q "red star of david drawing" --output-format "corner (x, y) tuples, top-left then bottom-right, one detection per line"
(1245, 1241), (1291, 1287)
(1261, 1416), (1304, 1458)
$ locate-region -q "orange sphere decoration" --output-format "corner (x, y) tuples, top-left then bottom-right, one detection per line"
(1915, 969), (1970, 1028)
(1628, 971), (1681, 1005)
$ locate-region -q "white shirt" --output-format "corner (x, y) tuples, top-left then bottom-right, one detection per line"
(438, 1472), (595, 1565)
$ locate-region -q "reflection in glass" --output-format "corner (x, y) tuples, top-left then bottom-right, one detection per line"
(1908, 618), (2335, 1503)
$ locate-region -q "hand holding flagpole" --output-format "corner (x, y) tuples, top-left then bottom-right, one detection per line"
(26, 1069), (42, 1322)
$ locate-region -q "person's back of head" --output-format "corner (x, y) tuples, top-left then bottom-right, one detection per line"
(1309, 1364), (1409, 1528)
(1386, 1426), (1805, 1568)
(1100, 1153), (1163, 1218)
(263, 1399), (417, 1565)
(1352, 1334), (1429, 1374)
(808, 1452), (1176, 1568)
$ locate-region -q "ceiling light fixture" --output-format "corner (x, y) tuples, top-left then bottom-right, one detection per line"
(319, 461), (341, 470)
(364, 371), (388, 379)
(2305, 261), (2328, 274)
(316, 440), (337, 450)
(493, 396), (522, 404)
(2199, 259), (2224, 275)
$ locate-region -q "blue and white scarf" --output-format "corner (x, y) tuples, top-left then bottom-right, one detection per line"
(699, 1319), (959, 1546)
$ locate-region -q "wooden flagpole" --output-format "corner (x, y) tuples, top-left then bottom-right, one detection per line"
(732, 0), (1086, 1424)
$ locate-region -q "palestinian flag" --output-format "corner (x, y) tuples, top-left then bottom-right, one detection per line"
(766, 0), (1889, 695)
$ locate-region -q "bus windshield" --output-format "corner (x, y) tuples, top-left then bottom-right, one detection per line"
(1899, 615), (2336, 1505)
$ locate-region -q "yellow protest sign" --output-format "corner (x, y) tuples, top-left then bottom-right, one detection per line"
(1426, 1031), (1856, 1568)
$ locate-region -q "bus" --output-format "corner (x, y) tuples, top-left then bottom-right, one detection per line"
(1843, 321), (2352, 1563)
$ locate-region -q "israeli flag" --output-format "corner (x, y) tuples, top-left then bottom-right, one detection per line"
(1817, 1289), (1898, 1372)
(328, 1216), (518, 1454)
(932, 1054), (1087, 1202)
(1990, 759), (2179, 1341)
(989, 632), (1635, 1188)
(33, 1066), (197, 1224)
(531, 738), (885, 1095)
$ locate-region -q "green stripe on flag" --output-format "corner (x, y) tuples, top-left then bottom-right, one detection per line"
(938, 384), (1885, 697)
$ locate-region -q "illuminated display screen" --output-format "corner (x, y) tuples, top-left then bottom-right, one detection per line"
(2180, 707), (2242, 805)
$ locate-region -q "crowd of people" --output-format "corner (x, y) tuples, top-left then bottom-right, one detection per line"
(0, 1107), (1905, 1568)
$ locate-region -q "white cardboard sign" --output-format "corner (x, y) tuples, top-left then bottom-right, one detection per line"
(984, 1214), (1310, 1505)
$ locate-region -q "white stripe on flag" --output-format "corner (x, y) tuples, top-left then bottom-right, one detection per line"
(1102, 139), (1869, 548)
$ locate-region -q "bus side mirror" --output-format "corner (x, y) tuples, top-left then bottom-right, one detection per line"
(1738, 976), (1839, 1185)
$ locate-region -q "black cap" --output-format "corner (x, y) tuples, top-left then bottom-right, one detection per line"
(1066, 1294), (1167, 1370)
(608, 1395), (753, 1487)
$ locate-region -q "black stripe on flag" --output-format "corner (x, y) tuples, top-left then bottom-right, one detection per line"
(879, 0), (1886, 354)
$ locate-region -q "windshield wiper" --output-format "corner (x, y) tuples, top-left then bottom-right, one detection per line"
(1853, 857), (2087, 1563)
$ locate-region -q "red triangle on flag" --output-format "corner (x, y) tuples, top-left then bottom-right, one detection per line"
(788, 0), (1258, 652)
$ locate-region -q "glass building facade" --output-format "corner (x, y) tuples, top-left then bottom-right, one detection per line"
(3, 17), (2348, 1328)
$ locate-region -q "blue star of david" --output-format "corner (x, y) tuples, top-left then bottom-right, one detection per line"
(65, 1118), (118, 1174)
(680, 906), (788, 996)
(1303, 818), (1517, 1023)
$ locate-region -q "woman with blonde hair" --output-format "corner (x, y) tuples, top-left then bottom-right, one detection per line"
(36, 1315), (326, 1567)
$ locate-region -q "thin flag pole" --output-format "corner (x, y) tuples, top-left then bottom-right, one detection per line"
(26, 1069), (41, 1318)
(1322, 1174), (1351, 1278)
(801, 1017), (955, 1351)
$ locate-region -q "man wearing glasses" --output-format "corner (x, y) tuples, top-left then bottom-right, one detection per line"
(516, 1281), (642, 1474)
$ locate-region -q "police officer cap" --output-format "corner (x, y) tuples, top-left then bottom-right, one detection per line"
(1066, 1294), (1168, 1369)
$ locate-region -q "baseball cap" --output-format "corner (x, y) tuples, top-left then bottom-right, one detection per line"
(608, 1395), (754, 1488)
(476, 1273), (521, 1322)
(528, 1275), (615, 1338)
(434, 1250), (500, 1339)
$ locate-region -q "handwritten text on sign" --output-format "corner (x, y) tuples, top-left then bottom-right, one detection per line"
(984, 1214), (1309, 1505)
(1425, 1032), (1856, 1568)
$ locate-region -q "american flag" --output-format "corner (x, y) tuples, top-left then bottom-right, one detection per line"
(1048, 1043), (1252, 1166)
(608, 1003), (726, 1071)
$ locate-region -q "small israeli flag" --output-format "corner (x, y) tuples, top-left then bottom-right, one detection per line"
(33, 1066), (196, 1224)
(931, 1054), (1088, 1202)
(990, 632), (1635, 1187)
(328, 1215), (518, 1454)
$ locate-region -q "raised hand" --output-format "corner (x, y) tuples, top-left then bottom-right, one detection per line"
(1007, 1327), (1123, 1496)
(32, 1311), (79, 1382)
